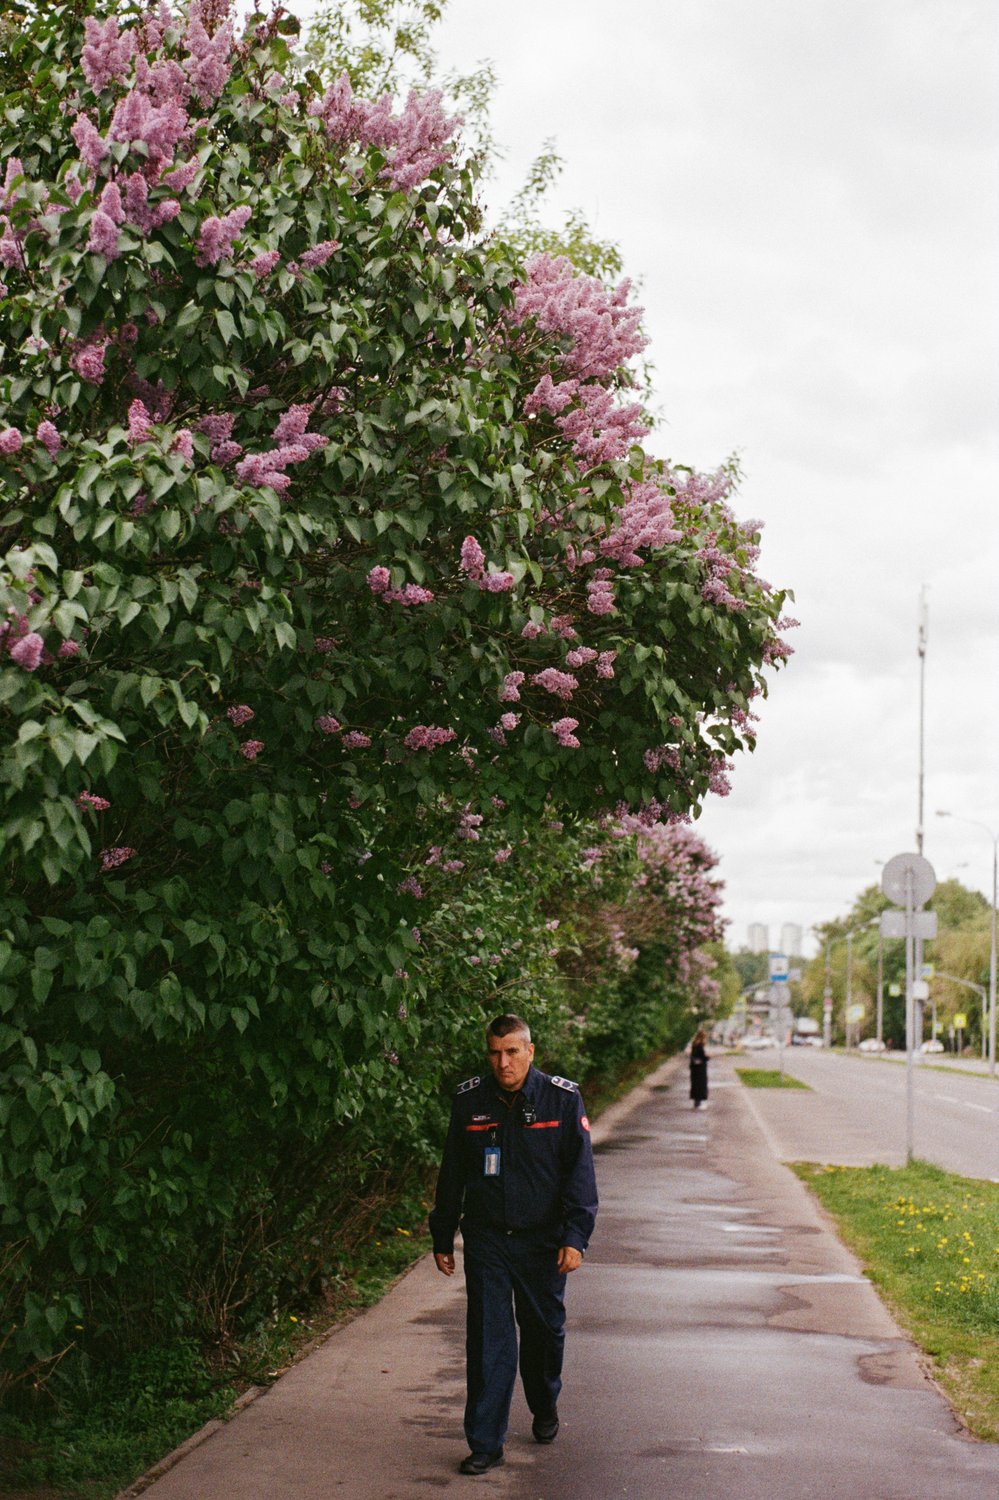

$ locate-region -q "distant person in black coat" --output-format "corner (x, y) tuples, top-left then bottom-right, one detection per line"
(689, 1030), (709, 1108)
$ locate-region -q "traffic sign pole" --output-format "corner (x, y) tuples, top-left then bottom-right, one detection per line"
(881, 852), (936, 1167)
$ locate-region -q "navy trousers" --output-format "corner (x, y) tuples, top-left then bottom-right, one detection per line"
(461, 1224), (567, 1452)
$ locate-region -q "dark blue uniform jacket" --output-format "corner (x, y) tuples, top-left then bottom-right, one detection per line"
(429, 1065), (598, 1255)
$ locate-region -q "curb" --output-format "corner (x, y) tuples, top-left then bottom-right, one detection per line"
(113, 1384), (266, 1499)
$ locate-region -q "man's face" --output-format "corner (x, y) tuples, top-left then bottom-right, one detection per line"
(487, 1031), (535, 1092)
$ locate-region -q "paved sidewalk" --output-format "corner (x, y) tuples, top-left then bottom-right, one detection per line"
(129, 1054), (999, 1499)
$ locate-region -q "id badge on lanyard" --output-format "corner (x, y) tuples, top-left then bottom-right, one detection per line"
(484, 1142), (501, 1177)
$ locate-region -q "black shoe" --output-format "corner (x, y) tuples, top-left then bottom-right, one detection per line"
(459, 1448), (504, 1475)
(532, 1411), (559, 1444)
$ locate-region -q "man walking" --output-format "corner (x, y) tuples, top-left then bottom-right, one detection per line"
(430, 1014), (598, 1475)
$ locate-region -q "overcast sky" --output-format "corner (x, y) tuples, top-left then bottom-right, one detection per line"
(297, 0), (999, 952)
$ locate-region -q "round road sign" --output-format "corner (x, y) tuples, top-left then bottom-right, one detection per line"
(881, 851), (936, 908)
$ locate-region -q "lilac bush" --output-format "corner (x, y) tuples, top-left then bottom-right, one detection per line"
(0, 0), (791, 1390)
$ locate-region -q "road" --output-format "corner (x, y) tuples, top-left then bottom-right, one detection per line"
(744, 1047), (999, 1179)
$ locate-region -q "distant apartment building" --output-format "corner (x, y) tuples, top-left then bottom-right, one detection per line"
(747, 923), (769, 954)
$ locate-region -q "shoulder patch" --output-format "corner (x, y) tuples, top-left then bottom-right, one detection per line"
(550, 1075), (579, 1093)
(456, 1075), (481, 1095)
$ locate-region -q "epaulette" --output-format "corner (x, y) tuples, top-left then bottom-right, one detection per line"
(456, 1075), (481, 1094)
(550, 1075), (578, 1092)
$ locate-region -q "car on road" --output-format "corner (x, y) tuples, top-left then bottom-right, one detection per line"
(919, 1039), (945, 1054)
(858, 1038), (886, 1053)
(741, 1034), (777, 1050)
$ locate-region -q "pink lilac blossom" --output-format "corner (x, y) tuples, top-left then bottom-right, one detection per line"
(122, 172), (181, 234)
(76, 791), (111, 811)
(171, 428), (194, 462)
(310, 72), (458, 192)
(163, 157), (201, 192)
(127, 399), (154, 443)
(227, 704), (254, 726)
(521, 620), (545, 639)
(316, 715), (341, 734)
(36, 420), (60, 457)
(531, 668), (578, 701)
(551, 717), (581, 748)
(459, 536), (484, 578)
(58, 639), (81, 658)
(565, 647), (598, 668)
(81, 16), (137, 94)
(499, 712), (520, 731)
(596, 651), (617, 679)
(195, 205), (251, 266)
(499, 671), (524, 702)
(601, 477), (684, 567)
(0, 227), (22, 270)
(9, 633), (43, 670)
(240, 740), (264, 760)
(98, 181), (124, 222)
(0, 427), (23, 455)
(586, 577), (615, 615)
(70, 115), (109, 173)
(511, 254), (647, 381)
(382, 584), (435, 605)
(108, 90), (189, 171)
(384, 88), (458, 192)
(479, 571), (515, 593)
(367, 566), (391, 594)
(86, 210), (121, 260)
(297, 240), (339, 270)
(100, 846), (136, 870)
(557, 384), (648, 466)
(313, 636), (336, 653)
(550, 615), (578, 639)
(643, 745), (682, 774)
(457, 809), (483, 841)
(403, 725), (456, 750)
(249, 250), (280, 278)
(71, 340), (108, 385)
(183, 8), (234, 106)
(342, 731), (371, 749)
(396, 875), (423, 898)
(272, 405), (327, 452)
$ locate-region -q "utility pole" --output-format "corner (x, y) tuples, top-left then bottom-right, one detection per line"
(915, 587), (929, 1042)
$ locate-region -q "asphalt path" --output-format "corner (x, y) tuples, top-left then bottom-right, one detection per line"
(128, 1055), (999, 1500)
(747, 1048), (999, 1179)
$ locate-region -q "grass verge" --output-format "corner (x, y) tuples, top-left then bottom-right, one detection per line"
(795, 1160), (999, 1441)
(735, 1067), (809, 1089)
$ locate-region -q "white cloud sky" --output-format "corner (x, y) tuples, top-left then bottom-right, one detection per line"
(293, 0), (999, 951)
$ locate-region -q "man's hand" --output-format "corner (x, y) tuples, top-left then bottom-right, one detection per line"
(434, 1252), (455, 1276)
(557, 1246), (583, 1274)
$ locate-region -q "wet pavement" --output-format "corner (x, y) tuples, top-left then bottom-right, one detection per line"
(129, 1054), (999, 1500)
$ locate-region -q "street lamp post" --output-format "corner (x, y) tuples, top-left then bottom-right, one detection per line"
(935, 972), (988, 1060)
(823, 918), (879, 1048)
(936, 812), (998, 1080)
